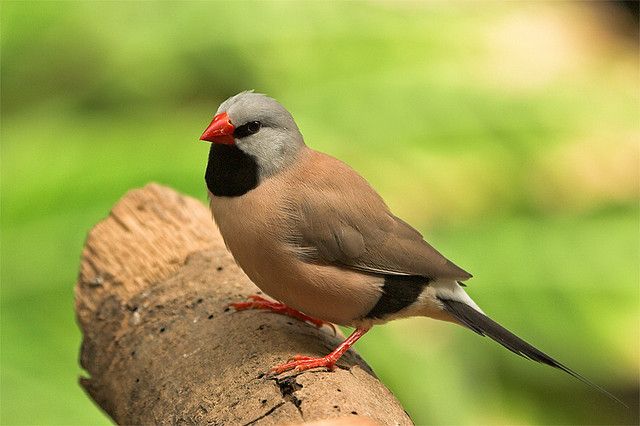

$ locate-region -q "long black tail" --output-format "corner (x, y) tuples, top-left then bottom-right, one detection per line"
(439, 298), (625, 406)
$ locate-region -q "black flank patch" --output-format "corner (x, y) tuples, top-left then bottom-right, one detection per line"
(205, 144), (259, 197)
(365, 275), (429, 319)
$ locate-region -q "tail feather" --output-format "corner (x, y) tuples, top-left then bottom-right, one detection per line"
(439, 298), (626, 406)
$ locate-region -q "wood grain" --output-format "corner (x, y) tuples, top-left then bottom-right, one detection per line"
(75, 183), (412, 425)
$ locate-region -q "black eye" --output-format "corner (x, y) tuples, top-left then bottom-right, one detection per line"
(234, 121), (261, 138)
(247, 121), (261, 133)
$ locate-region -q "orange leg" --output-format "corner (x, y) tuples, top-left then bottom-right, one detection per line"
(270, 327), (370, 374)
(229, 294), (336, 334)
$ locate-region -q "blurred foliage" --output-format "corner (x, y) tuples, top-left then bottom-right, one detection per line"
(1, 1), (638, 425)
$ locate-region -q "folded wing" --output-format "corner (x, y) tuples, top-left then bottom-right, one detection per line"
(284, 152), (472, 281)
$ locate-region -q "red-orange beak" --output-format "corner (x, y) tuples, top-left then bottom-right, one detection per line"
(200, 112), (235, 144)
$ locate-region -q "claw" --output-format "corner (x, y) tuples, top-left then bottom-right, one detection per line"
(271, 354), (338, 374)
(269, 327), (370, 375)
(290, 355), (316, 361)
(229, 297), (369, 376)
(228, 294), (336, 333)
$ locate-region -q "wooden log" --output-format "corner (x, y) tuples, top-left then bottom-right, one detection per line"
(75, 183), (412, 425)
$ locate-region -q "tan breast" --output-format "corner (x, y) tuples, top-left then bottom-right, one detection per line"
(209, 151), (382, 325)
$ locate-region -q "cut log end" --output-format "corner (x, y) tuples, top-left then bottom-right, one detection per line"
(75, 183), (413, 425)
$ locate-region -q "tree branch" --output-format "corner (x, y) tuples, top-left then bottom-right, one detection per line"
(75, 183), (412, 425)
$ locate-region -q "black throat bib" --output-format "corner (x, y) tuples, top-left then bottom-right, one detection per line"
(205, 144), (259, 197)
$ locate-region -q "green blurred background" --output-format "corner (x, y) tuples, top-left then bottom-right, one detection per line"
(1, 1), (638, 425)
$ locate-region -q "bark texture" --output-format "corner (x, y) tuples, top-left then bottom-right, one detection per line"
(75, 183), (413, 426)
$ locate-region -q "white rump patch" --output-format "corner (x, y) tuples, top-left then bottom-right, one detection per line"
(432, 280), (485, 314)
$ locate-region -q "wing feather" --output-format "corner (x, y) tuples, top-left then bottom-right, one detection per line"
(286, 151), (472, 281)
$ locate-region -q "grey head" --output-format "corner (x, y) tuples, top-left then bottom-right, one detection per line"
(201, 92), (306, 197)
(217, 91), (305, 177)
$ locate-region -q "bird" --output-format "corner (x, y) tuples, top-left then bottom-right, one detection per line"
(199, 91), (620, 402)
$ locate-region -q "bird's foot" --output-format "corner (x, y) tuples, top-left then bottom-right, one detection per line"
(229, 294), (336, 334)
(271, 354), (338, 374)
(269, 327), (370, 375)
